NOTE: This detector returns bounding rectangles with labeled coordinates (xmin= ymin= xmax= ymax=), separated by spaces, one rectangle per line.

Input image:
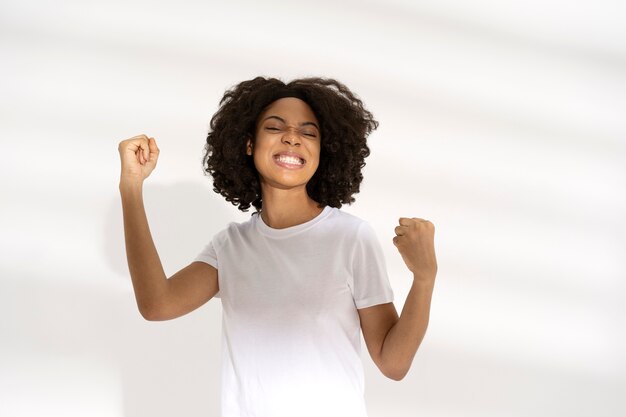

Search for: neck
xmin=259 ymin=185 xmax=324 ymax=229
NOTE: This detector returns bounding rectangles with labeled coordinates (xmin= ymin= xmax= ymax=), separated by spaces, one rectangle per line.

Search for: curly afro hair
xmin=202 ymin=76 xmax=378 ymax=212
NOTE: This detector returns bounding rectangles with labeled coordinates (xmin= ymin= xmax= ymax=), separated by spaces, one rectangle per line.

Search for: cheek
xmin=252 ymin=152 xmax=267 ymax=173
xmin=250 ymin=137 xmax=270 ymax=161
xmin=308 ymin=153 xmax=321 ymax=173
xmin=311 ymin=146 xmax=321 ymax=166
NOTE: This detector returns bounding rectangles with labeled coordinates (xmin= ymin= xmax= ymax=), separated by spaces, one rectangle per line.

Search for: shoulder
xmin=211 ymin=214 xmax=258 ymax=248
xmin=325 ymin=208 xmax=379 ymax=241
xmin=327 ymin=207 xmax=366 ymax=229
xmin=313 ymin=207 xmax=361 ymax=241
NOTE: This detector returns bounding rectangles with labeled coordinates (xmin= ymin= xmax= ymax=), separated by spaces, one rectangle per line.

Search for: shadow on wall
xmin=103 ymin=180 xmax=242 ymax=280
xmin=104 ymin=180 xmax=241 ymax=417
xmin=0 ymin=275 xmax=223 ymax=417
xmin=1 ymin=181 xmax=240 ymax=417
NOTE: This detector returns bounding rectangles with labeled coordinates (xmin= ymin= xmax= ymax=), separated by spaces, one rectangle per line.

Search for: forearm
xmin=119 ymin=181 xmax=168 ymax=317
xmin=380 ymin=277 xmax=434 ymax=380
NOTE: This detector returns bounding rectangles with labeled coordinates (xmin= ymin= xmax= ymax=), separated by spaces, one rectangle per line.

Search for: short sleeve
xmin=349 ymin=222 xmax=394 ymax=309
xmin=193 ymin=239 xmax=220 ymax=298
xmin=194 ymin=240 xmax=218 ymax=269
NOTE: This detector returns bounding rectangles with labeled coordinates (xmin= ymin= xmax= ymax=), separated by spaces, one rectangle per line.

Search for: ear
xmin=246 ymin=137 xmax=253 ymax=156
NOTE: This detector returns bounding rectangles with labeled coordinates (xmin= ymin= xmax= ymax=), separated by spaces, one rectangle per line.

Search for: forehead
xmin=258 ymin=97 xmax=318 ymax=124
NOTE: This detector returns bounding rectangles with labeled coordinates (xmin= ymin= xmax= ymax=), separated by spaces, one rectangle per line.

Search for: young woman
xmin=118 ymin=77 xmax=437 ymax=417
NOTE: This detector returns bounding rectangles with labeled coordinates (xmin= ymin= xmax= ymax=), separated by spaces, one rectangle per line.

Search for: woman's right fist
xmin=118 ymin=134 xmax=160 ymax=185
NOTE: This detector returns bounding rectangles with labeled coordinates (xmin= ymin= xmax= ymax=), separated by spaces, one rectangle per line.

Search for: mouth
xmin=273 ymin=152 xmax=306 ymax=168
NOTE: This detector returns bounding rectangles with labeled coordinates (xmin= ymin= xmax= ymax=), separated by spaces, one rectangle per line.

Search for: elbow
xmin=384 ymin=368 xmax=408 ymax=381
xmin=139 ymin=306 xmax=159 ymax=321
xmin=138 ymin=301 xmax=165 ymax=321
xmin=135 ymin=288 xmax=170 ymax=321
xmin=379 ymin=361 xmax=410 ymax=381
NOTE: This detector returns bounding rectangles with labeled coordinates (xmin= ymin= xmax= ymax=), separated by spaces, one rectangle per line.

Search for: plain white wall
xmin=1 ymin=0 xmax=625 ymax=416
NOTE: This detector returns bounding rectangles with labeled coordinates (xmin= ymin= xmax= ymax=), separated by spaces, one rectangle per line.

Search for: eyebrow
xmin=262 ymin=115 xmax=320 ymax=131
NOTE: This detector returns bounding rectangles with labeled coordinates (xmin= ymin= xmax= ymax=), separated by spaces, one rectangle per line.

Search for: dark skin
xmin=245 ymin=97 xmax=323 ymax=229
xmin=117 ymin=97 xmax=437 ymax=381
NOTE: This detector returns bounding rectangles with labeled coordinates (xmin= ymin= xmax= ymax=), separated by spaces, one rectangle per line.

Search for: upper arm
xmin=358 ymin=302 xmax=399 ymax=371
xmin=144 ymin=261 xmax=219 ymax=321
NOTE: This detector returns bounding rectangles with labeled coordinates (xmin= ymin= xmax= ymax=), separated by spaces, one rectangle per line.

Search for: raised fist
xmin=118 ymin=134 xmax=160 ymax=185
xmin=393 ymin=217 xmax=437 ymax=283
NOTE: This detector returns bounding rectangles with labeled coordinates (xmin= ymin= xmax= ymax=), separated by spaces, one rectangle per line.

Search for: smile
xmin=273 ymin=152 xmax=306 ymax=168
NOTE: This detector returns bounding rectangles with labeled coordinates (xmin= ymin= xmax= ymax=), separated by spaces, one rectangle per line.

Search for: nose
xmin=281 ymin=127 xmax=301 ymax=147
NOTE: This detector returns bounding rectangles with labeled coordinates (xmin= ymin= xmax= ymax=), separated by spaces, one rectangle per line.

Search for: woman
xmin=118 ymin=77 xmax=437 ymax=417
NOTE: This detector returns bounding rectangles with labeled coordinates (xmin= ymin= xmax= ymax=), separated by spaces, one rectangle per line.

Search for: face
xmin=247 ymin=97 xmax=321 ymax=192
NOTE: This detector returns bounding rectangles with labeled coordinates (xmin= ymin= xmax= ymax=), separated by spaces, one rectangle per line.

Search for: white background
xmin=1 ymin=0 xmax=625 ymax=416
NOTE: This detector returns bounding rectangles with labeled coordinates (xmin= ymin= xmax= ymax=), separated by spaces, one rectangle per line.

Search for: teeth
xmin=276 ymin=155 xmax=304 ymax=165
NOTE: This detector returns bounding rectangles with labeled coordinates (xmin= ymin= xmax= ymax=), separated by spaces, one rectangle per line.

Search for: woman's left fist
xmin=393 ymin=217 xmax=437 ymax=282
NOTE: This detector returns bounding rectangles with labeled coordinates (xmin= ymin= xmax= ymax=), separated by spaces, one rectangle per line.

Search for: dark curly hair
xmin=202 ymin=76 xmax=378 ymax=212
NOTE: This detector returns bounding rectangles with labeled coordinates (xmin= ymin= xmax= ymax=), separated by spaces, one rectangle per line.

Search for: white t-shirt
xmin=194 ymin=206 xmax=394 ymax=417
